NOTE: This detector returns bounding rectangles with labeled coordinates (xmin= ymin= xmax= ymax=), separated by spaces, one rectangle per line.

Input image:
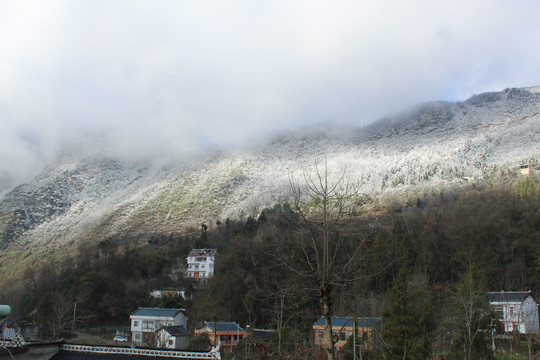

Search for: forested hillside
xmin=1 ymin=87 xmax=539 ymax=294
xmin=7 ymin=174 xmax=540 ymax=358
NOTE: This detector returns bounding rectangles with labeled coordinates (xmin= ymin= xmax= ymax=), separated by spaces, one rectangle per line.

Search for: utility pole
xmin=353 ymin=316 xmax=356 ymax=360
xmin=72 ymin=302 xmax=77 ymax=330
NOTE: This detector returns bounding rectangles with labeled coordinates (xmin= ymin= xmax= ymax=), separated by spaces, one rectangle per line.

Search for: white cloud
xmin=1 ymin=0 xmax=540 ymax=189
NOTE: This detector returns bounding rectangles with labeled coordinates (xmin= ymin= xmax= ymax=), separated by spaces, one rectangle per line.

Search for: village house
xmin=195 ymin=321 xmax=247 ymax=353
xmin=150 ymin=287 xmax=188 ymax=299
xmin=187 ymin=249 xmax=217 ymax=280
xmin=1 ymin=316 xmax=39 ymax=341
xmin=313 ymin=317 xmax=381 ymax=353
xmin=155 ymin=325 xmax=190 ymax=349
xmin=487 ymin=291 xmax=540 ymax=334
xmin=130 ymin=307 xmax=188 ymax=345
xmin=246 ymin=328 xmax=274 ymax=356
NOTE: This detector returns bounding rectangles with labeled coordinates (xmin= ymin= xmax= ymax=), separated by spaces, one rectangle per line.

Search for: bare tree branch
xmin=271 ymin=160 xmax=372 ymax=360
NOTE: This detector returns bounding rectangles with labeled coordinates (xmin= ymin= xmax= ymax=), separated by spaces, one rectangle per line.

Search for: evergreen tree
xmin=381 ymin=266 xmax=433 ymax=360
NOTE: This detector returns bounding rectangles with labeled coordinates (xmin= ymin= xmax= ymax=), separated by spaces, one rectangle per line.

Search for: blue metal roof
xmin=204 ymin=321 xmax=243 ymax=332
xmin=160 ymin=326 xmax=189 ymax=336
xmin=487 ymin=291 xmax=533 ymax=303
xmin=313 ymin=317 xmax=381 ymax=328
xmin=131 ymin=307 xmax=185 ymax=318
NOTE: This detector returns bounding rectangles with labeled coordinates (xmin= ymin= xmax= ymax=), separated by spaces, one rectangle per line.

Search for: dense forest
xmin=4 ymin=175 xmax=540 ymax=359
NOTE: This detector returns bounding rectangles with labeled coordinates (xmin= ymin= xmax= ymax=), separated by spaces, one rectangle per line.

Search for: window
xmin=494 ymin=305 xmax=503 ymax=320
xmin=143 ymin=321 xmax=155 ymax=330
xmin=339 ymin=332 xmax=346 ymax=341
xmin=318 ymin=331 xmax=324 ymax=339
xmin=133 ymin=321 xmax=139 ymax=327
xmin=169 ymin=339 xmax=174 ymax=345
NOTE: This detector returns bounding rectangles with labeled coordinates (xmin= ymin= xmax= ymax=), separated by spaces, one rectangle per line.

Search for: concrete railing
xmin=61 ymin=344 xmax=221 ymax=359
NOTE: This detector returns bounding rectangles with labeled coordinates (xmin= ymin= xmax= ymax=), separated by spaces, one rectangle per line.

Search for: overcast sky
xmin=1 ymin=0 xmax=540 ymax=189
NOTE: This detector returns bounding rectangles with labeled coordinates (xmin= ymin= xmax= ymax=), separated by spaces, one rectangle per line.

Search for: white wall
xmin=520 ymin=296 xmax=540 ymax=334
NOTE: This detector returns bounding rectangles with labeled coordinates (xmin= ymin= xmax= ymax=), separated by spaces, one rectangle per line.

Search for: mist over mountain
xmin=0 ymin=86 xmax=539 ymax=280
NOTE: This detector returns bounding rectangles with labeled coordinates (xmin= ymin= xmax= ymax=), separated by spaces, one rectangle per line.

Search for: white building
xmin=150 ymin=287 xmax=187 ymax=299
xmin=156 ymin=325 xmax=190 ymax=349
xmin=187 ymin=249 xmax=217 ymax=279
xmin=487 ymin=291 xmax=540 ymax=334
xmin=130 ymin=307 xmax=188 ymax=345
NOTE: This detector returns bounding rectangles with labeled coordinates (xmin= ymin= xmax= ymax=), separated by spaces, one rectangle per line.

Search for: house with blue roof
xmin=487 ymin=291 xmax=539 ymax=334
xmin=313 ymin=317 xmax=381 ymax=353
xmin=130 ymin=307 xmax=188 ymax=345
xmin=156 ymin=325 xmax=190 ymax=349
xmin=195 ymin=321 xmax=247 ymax=353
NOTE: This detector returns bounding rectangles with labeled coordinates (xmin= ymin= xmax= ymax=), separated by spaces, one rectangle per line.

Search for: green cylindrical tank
xmin=0 ymin=305 xmax=11 ymax=316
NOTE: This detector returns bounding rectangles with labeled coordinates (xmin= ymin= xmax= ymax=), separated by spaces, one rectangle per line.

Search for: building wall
xmin=194 ymin=327 xmax=247 ymax=353
xmin=520 ymin=296 xmax=540 ymax=333
xmin=130 ymin=313 xmax=188 ymax=343
xmin=491 ymin=296 xmax=540 ymax=334
xmin=156 ymin=330 xmax=189 ymax=350
xmin=150 ymin=289 xmax=187 ymax=299
xmin=187 ymin=256 xmax=215 ymax=278
xmin=313 ymin=325 xmax=376 ymax=351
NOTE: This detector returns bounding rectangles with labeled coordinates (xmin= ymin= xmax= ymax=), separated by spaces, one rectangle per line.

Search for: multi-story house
xmin=313 ymin=317 xmax=381 ymax=353
xmin=130 ymin=307 xmax=188 ymax=345
xmin=187 ymin=249 xmax=217 ymax=279
xmin=487 ymin=291 xmax=539 ymax=334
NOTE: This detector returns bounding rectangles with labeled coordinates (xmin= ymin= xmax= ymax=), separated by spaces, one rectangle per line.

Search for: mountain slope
xmin=0 ymin=86 xmax=539 ymax=279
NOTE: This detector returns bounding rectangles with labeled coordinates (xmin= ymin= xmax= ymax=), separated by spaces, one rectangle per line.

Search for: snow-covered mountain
xmin=0 ymin=86 xmax=539 ymax=276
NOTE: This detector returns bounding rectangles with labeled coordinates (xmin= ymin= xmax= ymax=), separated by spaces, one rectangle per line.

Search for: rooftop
xmin=487 ymin=291 xmax=534 ymax=303
xmin=313 ymin=317 xmax=381 ymax=329
xmin=188 ymin=249 xmax=218 ymax=257
xmin=130 ymin=308 xmax=186 ymax=318
xmin=250 ymin=329 xmax=274 ymax=343
xmin=201 ymin=321 xmax=244 ymax=332
xmin=151 ymin=287 xmax=186 ymax=292
xmin=159 ymin=326 xmax=189 ymax=336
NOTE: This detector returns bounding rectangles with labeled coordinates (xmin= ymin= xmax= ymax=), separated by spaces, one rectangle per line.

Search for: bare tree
xmin=450 ymin=266 xmax=494 ymax=360
xmin=39 ymin=290 xmax=91 ymax=340
xmin=264 ymin=270 xmax=309 ymax=359
xmin=273 ymin=161 xmax=369 ymax=360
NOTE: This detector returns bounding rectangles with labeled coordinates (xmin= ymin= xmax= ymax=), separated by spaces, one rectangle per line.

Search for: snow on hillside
xmin=0 ymin=87 xmax=539 ymax=263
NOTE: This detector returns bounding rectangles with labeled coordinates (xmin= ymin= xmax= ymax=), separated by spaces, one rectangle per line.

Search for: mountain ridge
xmin=0 ymin=86 xmax=539 ymax=280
